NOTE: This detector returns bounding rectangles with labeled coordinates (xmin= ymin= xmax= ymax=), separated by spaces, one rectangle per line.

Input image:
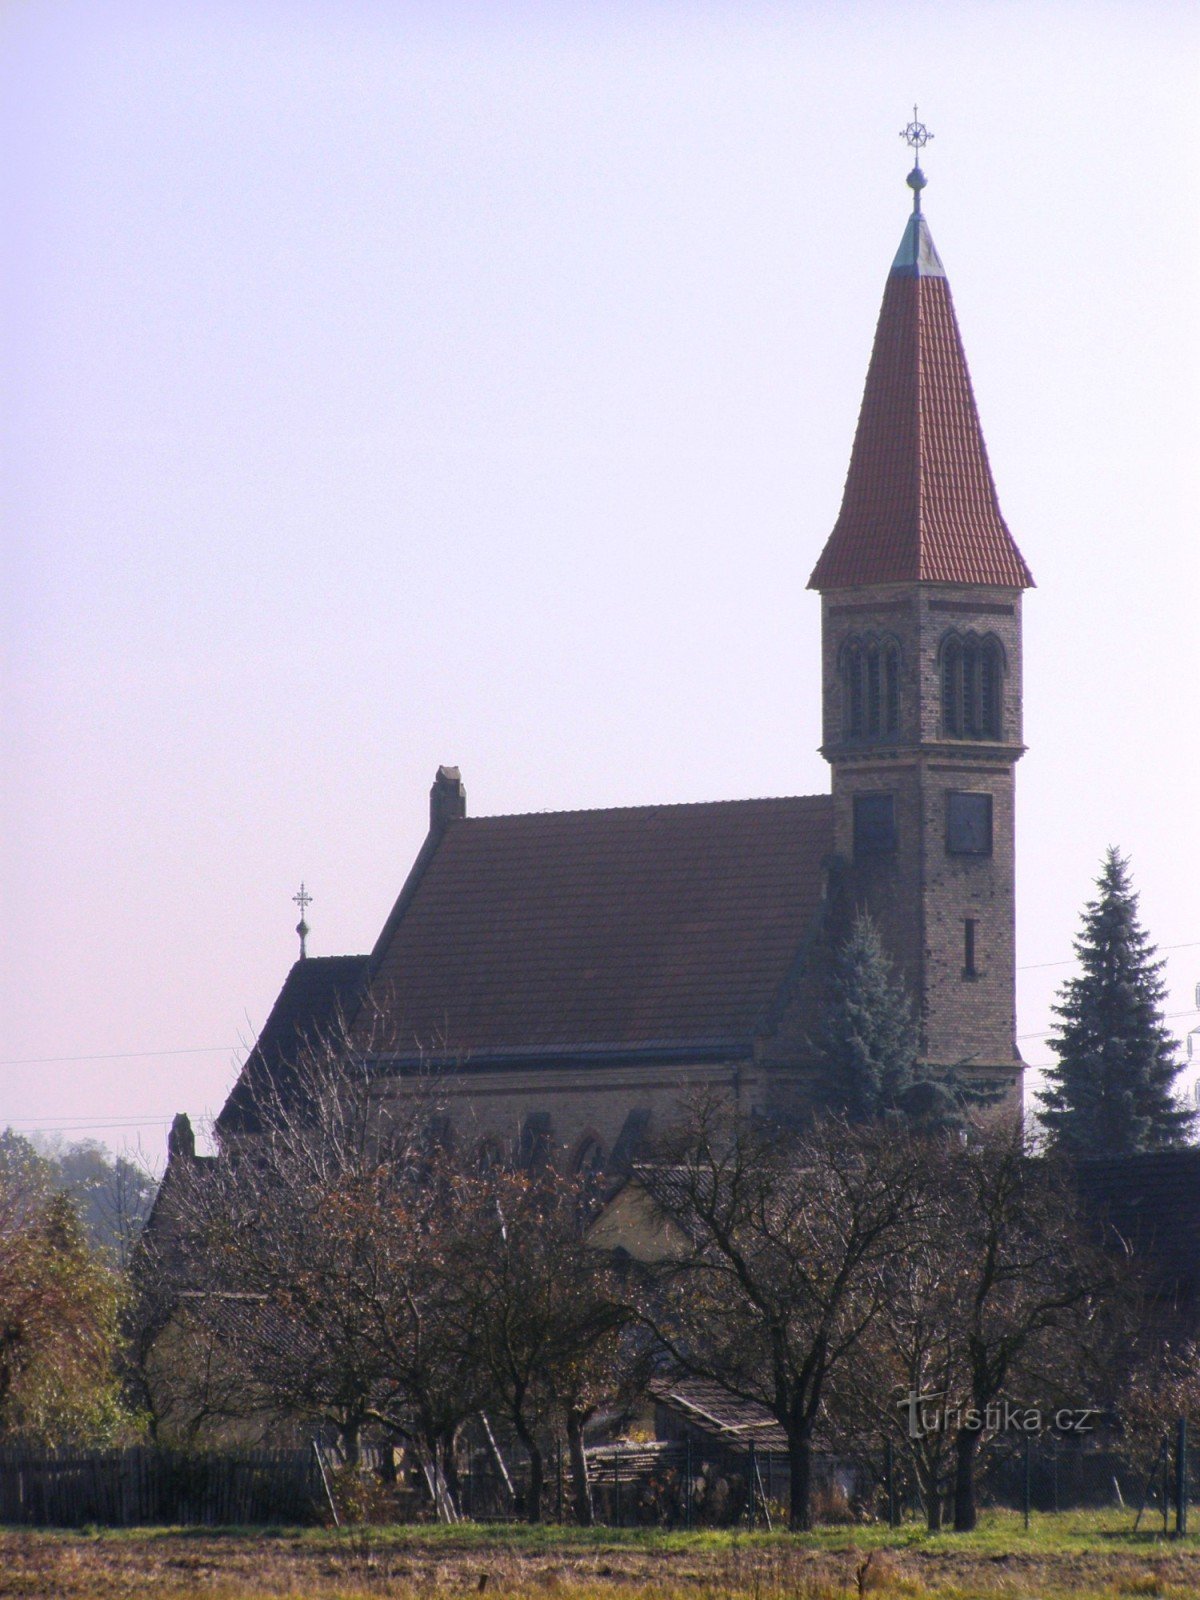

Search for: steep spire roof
xmin=808 ymin=209 xmax=1033 ymax=591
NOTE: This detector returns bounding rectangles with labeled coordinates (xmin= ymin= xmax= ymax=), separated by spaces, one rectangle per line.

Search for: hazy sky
xmin=3 ymin=0 xmax=1199 ymax=1163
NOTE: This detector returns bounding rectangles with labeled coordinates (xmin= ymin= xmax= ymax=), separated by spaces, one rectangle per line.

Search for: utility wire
xmin=1017 ymin=940 xmax=1200 ymax=972
xmin=0 ymin=1045 xmax=234 ymax=1067
xmin=4 ymin=946 xmax=1197 ymax=1072
xmin=1017 ymin=1005 xmax=1200 ymax=1043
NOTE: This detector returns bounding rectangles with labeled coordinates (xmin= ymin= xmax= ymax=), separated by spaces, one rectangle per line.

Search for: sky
xmin=3 ymin=0 xmax=1199 ymax=1165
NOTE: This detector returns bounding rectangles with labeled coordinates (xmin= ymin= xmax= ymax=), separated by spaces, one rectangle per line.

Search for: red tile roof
xmin=356 ymin=796 xmax=834 ymax=1061
xmin=809 ymin=216 xmax=1033 ymax=592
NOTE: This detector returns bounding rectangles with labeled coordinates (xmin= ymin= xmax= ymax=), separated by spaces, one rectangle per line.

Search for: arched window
xmin=941 ymin=632 xmax=1004 ymax=740
xmin=841 ymin=635 xmax=902 ymax=741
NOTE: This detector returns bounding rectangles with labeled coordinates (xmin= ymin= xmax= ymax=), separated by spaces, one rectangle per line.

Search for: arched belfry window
xmin=841 ymin=635 xmax=902 ymax=741
xmin=940 ymin=632 xmax=1004 ymax=740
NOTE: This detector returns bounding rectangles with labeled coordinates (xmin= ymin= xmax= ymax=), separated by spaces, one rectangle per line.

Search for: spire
xmin=808 ymin=145 xmax=1033 ymax=592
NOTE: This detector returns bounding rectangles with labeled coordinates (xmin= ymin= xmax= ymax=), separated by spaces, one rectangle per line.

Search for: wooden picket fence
xmin=0 ymin=1445 xmax=324 ymax=1527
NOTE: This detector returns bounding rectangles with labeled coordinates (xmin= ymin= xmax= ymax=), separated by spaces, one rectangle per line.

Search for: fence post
xmin=885 ymin=1437 xmax=896 ymax=1529
xmin=1176 ymin=1416 xmax=1188 ymax=1538
xmin=1134 ymin=1437 xmax=1167 ymax=1532
xmin=685 ymin=1437 xmax=692 ymax=1531
xmin=747 ymin=1444 xmax=756 ymax=1531
xmin=557 ymin=1439 xmax=563 ymax=1524
xmin=1023 ymin=1435 xmax=1031 ymax=1530
xmin=1163 ymin=1443 xmax=1170 ymax=1534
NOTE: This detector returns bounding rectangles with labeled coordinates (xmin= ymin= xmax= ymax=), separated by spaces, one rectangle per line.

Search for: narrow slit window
xmin=962 ymin=642 xmax=979 ymax=737
xmin=981 ymin=643 xmax=1002 ymax=739
xmin=884 ymin=647 xmax=900 ymax=735
xmin=847 ymin=646 xmax=864 ymax=738
xmin=866 ymin=648 xmax=881 ymax=734
xmin=963 ymin=918 xmax=977 ymax=978
xmin=942 ymin=640 xmax=961 ymax=737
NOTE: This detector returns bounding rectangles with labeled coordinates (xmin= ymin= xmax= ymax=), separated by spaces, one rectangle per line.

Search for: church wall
xmin=371 ymin=1057 xmax=762 ymax=1170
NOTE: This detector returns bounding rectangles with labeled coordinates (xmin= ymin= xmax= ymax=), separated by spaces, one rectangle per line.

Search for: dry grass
xmin=2 ymin=1517 xmax=1200 ymax=1600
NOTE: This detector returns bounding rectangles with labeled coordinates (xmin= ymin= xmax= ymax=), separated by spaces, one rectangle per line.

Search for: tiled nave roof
xmin=357 ymin=795 xmax=834 ymax=1063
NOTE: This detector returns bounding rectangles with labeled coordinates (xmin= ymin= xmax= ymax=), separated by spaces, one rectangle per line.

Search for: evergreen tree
xmin=815 ymin=912 xmax=919 ymax=1121
xmin=1039 ymin=848 xmax=1192 ymax=1156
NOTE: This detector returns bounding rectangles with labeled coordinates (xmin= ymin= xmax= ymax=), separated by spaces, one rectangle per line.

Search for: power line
xmin=0 ymin=1045 xmax=235 ymax=1068
xmin=3 ymin=1115 xmax=176 ymax=1130
xmin=5 ymin=939 xmax=1197 ymax=1072
xmin=1018 ymin=940 xmax=1200 ymax=973
xmin=1017 ymin=1006 xmax=1200 ymax=1044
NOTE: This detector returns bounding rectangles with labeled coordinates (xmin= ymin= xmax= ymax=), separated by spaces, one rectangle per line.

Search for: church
xmin=191 ymin=149 xmax=1034 ymax=1176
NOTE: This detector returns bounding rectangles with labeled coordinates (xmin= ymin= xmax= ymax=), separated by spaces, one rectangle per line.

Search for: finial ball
xmin=907 ymin=164 xmax=928 ymax=192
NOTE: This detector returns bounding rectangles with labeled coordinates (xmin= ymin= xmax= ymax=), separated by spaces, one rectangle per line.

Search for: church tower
xmin=809 ymin=145 xmax=1033 ymax=1096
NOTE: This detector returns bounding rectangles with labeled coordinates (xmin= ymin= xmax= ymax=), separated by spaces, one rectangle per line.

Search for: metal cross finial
xmin=292 ymin=882 xmax=312 ymax=960
xmin=900 ymin=105 xmax=933 ymax=214
xmin=901 ymin=105 xmax=933 ymax=155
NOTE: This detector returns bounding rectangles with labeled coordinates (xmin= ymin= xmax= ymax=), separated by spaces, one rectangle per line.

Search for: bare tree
xmin=635 ymin=1095 xmax=925 ymax=1531
xmin=455 ymin=1162 xmax=637 ymax=1524
xmin=825 ymin=1116 xmax=1115 ymax=1530
xmin=140 ymin=1004 xmax=653 ymax=1520
xmin=831 ymin=1116 xmax=1113 ymax=1531
xmin=825 ymin=1195 xmax=961 ymax=1530
xmin=147 ymin=1016 xmax=474 ymax=1467
xmin=940 ymin=1119 xmax=1112 ymax=1530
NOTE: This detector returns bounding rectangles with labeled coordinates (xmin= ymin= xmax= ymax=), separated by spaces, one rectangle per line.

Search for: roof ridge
xmin=465 ymin=793 xmax=832 ymax=823
xmin=285 ymin=952 xmax=369 ymax=968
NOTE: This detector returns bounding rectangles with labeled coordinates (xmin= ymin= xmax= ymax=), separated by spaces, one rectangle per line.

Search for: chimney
xmin=168 ymin=1112 xmax=196 ymax=1163
xmin=430 ymin=765 xmax=466 ymax=833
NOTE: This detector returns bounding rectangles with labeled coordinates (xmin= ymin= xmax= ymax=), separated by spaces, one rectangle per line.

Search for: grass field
xmin=3 ymin=1513 xmax=1200 ymax=1600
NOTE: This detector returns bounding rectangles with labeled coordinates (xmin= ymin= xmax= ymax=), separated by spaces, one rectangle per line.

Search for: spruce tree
xmin=1039 ymin=848 xmax=1191 ymax=1156
xmin=815 ymin=912 xmax=919 ymax=1121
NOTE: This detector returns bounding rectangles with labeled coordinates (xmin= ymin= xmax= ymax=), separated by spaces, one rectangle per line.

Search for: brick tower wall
xmin=821 ymin=583 xmax=1024 ymax=1090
